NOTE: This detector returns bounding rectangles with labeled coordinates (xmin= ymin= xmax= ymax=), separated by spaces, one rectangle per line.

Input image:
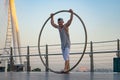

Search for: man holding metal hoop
xmin=50 ymin=9 xmax=73 ymax=73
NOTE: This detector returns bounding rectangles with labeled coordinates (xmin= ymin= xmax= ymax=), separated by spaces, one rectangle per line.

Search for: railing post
xmin=45 ymin=44 xmax=49 ymax=72
xmin=117 ymin=39 xmax=120 ymax=58
xmin=10 ymin=47 xmax=14 ymax=71
xmin=90 ymin=41 xmax=94 ymax=72
xmin=27 ymin=46 xmax=30 ymax=72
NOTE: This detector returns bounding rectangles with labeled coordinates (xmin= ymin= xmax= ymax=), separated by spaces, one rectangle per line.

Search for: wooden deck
xmin=0 ymin=72 xmax=120 ymax=80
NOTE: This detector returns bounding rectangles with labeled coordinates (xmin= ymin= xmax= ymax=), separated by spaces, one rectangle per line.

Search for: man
xmin=50 ymin=9 xmax=73 ymax=73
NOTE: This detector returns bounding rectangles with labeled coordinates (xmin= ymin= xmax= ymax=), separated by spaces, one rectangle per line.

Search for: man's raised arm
xmin=50 ymin=13 xmax=58 ymax=28
xmin=65 ymin=9 xmax=73 ymax=27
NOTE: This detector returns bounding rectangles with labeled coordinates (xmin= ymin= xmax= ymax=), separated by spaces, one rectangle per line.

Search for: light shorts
xmin=62 ymin=48 xmax=70 ymax=61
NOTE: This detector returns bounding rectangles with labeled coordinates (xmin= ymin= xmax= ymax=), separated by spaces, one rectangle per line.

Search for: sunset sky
xmin=0 ymin=0 xmax=120 ymax=47
xmin=0 ymin=0 xmax=119 ymax=71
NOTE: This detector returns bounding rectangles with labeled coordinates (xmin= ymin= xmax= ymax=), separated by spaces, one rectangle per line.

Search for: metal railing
xmin=0 ymin=39 xmax=120 ymax=72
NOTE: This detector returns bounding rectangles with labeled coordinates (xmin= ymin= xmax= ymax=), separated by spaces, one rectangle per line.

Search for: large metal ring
xmin=38 ymin=10 xmax=87 ymax=74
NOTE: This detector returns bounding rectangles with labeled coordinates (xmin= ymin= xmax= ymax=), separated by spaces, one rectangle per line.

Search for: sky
xmin=0 ymin=0 xmax=120 ymax=71
xmin=0 ymin=0 xmax=120 ymax=47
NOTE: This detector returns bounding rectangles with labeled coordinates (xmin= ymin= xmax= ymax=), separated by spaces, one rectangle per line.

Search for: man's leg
xmin=62 ymin=48 xmax=70 ymax=72
xmin=64 ymin=60 xmax=70 ymax=71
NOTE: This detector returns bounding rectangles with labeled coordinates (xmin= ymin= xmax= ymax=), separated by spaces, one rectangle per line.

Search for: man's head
xmin=58 ymin=18 xmax=64 ymax=26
